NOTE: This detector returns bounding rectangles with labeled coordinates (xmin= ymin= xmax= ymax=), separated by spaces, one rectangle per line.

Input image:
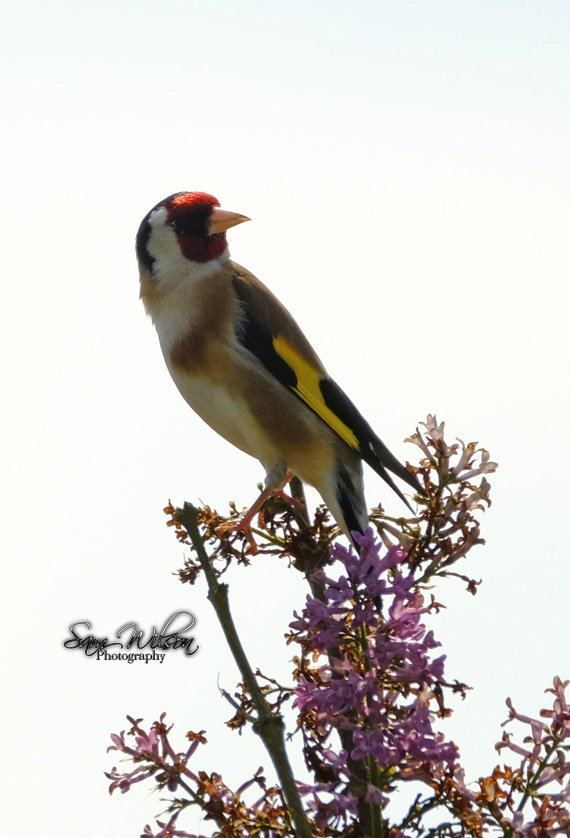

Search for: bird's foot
xmin=257 ymin=489 xmax=306 ymax=525
xmin=216 ymin=514 xmax=260 ymax=554
xmin=215 ymin=473 xmax=304 ymax=553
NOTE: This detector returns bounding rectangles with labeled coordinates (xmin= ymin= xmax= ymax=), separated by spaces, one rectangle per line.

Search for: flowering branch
xmin=106 ymin=715 xmax=292 ymax=836
xmin=104 ymin=416 xmax=569 ymax=836
xmin=483 ymin=676 xmax=570 ymax=834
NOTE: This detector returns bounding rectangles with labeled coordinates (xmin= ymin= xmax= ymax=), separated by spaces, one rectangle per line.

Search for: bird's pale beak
xmin=208 ymin=207 xmax=250 ymax=235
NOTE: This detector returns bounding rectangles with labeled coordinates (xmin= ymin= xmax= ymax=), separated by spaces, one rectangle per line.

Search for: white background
xmin=2 ymin=1 xmax=569 ymax=835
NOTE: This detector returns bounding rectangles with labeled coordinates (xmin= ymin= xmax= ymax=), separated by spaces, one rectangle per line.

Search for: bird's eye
xmin=170 ymin=214 xmax=207 ymax=237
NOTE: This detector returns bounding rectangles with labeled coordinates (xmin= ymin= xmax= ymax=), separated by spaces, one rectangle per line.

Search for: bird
xmin=136 ymin=191 xmax=422 ymax=550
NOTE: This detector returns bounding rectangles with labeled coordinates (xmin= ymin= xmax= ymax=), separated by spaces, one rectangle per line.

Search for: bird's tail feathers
xmin=374 ymin=463 xmax=415 ymax=513
xmin=319 ymin=462 xmax=368 ymax=554
xmin=364 ymin=436 xmax=424 ymax=503
xmin=320 ymin=442 xmax=421 ymax=555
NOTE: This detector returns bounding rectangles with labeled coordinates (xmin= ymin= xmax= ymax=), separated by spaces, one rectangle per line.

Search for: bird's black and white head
xmin=136 ymin=191 xmax=249 ymax=283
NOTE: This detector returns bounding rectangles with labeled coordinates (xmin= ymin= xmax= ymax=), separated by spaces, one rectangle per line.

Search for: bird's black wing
xmin=231 ymin=264 xmax=422 ymax=507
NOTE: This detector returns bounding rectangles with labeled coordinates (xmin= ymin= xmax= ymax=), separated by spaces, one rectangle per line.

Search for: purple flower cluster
xmin=141 ymin=817 xmax=194 ymax=838
xmin=490 ymin=676 xmax=570 ymax=833
xmin=291 ymin=529 xmax=458 ymax=813
xmin=106 ymin=714 xmax=203 ymax=798
xmin=106 ymin=715 xmax=293 ymax=837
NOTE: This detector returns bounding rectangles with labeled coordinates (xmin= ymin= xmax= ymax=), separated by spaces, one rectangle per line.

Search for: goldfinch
xmin=136 ymin=191 xmax=422 ymax=547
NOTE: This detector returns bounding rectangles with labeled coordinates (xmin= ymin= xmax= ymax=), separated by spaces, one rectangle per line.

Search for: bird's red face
xmin=167 ymin=192 xmax=225 ymax=263
xmin=136 ymin=191 xmax=249 ymax=273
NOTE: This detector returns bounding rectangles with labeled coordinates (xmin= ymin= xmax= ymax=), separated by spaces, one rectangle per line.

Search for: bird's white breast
xmin=166 ymin=365 xmax=277 ymax=468
xmin=142 ymin=255 xmax=285 ymax=473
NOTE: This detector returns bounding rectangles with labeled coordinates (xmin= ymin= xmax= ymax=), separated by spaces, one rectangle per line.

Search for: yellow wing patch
xmin=272 ymin=335 xmax=359 ymax=451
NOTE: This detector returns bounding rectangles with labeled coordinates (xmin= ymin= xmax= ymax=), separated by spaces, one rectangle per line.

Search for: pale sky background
xmin=2 ymin=1 xmax=569 ymax=835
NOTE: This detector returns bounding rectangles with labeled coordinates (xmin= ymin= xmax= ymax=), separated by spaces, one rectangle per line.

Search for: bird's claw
xmin=215 ymin=517 xmax=259 ymax=554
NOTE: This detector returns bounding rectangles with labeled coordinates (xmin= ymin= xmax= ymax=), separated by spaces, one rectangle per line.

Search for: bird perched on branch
xmin=136 ymin=191 xmax=422 ymax=550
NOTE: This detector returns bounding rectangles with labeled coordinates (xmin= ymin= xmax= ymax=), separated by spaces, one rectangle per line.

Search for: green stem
xmin=249 ymin=526 xmax=286 ymax=548
xmin=517 ymin=739 xmax=559 ymax=811
xmin=367 ymin=755 xmax=385 ymax=837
